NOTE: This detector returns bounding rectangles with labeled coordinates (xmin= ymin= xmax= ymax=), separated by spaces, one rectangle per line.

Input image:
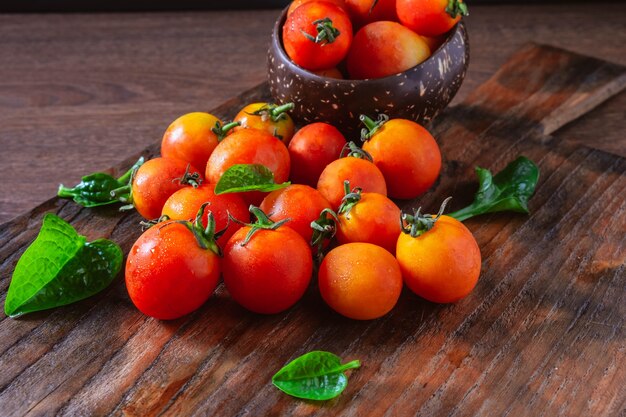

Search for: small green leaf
xmin=272 ymin=351 xmax=361 ymax=401
xmin=4 ymin=214 xmax=123 ymax=317
xmin=449 ymin=156 xmax=540 ymax=222
xmin=214 ymin=164 xmax=290 ymax=195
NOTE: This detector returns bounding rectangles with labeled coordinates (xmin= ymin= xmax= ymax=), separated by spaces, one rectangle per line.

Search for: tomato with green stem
xmin=260 ymin=184 xmax=332 ymax=243
xmin=361 ymin=114 xmax=441 ymax=199
xmin=161 ymin=183 xmax=249 ymax=248
xmin=397 ymin=0 xmax=468 ymax=37
xmin=283 ymin=1 xmax=353 ymax=71
xmin=335 ymin=181 xmax=401 ymax=253
xmin=317 ymin=142 xmax=387 ymax=210
xmin=223 ymin=206 xmax=313 ymax=314
xmin=346 ymin=21 xmax=431 ymax=79
xmin=125 ymin=203 xmax=221 ymax=320
xmin=234 ymin=102 xmax=296 ymax=144
xmin=319 ymin=242 xmax=402 ymax=320
xmin=206 ymin=129 xmax=291 ymax=205
xmin=396 ymin=198 xmax=481 ymax=303
xmin=161 ymin=112 xmax=239 ymax=173
xmin=288 ymin=122 xmax=346 ymax=187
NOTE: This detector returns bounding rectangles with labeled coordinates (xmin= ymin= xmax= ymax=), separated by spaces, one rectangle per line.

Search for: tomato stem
xmin=445 ymin=0 xmax=468 ymax=18
xmin=301 ymin=17 xmax=341 ymax=45
xmin=310 ymin=208 xmax=339 ymax=264
xmin=238 ymin=206 xmax=291 ymax=246
xmin=139 ymin=214 xmax=170 ymax=230
xmin=338 ymin=180 xmax=362 ymax=218
xmin=249 ymin=102 xmax=294 ymax=123
xmin=174 ymin=164 xmax=202 ymax=188
xmin=359 ymin=114 xmax=389 ymax=141
xmin=401 ymin=197 xmax=452 ymax=237
xmin=182 ymin=202 xmax=221 ymax=255
xmin=212 ymin=121 xmax=241 ymax=141
xmin=340 ymin=141 xmax=374 ymax=161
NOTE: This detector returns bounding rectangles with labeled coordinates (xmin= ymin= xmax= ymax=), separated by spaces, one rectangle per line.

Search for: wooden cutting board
xmin=0 ymin=43 xmax=624 ymax=416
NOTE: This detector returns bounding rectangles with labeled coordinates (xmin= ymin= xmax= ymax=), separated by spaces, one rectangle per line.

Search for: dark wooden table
xmin=0 ymin=4 xmax=625 ymax=417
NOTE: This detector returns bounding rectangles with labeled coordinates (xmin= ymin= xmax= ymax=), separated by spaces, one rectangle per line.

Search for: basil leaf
xmin=449 ymin=156 xmax=540 ymax=222
xmin=214 ymin=164 xmax=290 ymax=195
xmin=272 ymin=351 xmax=361 ymax=401
xmin=4 ymin=214 xmax=123 ymax=317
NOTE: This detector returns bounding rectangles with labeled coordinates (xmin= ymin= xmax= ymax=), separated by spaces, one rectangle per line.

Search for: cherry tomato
xmin=318 ymin=242 xmax=402 ymax=320
xmin=396 ymin=200 xmax=481 ymax=303
xmin=206 ymin=129 xmax=291 ymax=205
xmin=260 ymin=184 xmax=332 ymax=243
xmin=161 ymin=112 xmax=238 ymax=174
xmin=312 ymin=67 xmax=344 ymax=79
xmin=131 ymin=157 xmax=203 ymax=220
xmin=361 ymin=115 xmax=441 ymax=199
xmin=347 ymin=21 xmax=431 ymax=79
xmin=343 ymin=0 xmax=397 ymax=28
xmin=234 ymin=102 xmax=295 ymax=145
xmin=161 ymin=183 xmax=249 ymax=248
xmin=125 ymin=206 xmax=221 ymax=320
xmin=397 ymin=0 xmax=468 ymax=37
xmin=223 ymin=207 xmax=313 ymax=314
xmin=336 ymin=185 xmax=401 ymax=253
xmin=288 ymin=122 xmax=346 ymax=187
xmin=317 ymin=145 xmax=387 ymax=210
xmin=288 ymin=0 xmax=347 ymax=16
xmin=283 ymin=1 xmax=353 ymax=71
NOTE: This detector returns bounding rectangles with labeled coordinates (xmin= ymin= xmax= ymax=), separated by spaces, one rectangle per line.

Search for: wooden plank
xmin=0 ymin=44 xmax=624 ymax=416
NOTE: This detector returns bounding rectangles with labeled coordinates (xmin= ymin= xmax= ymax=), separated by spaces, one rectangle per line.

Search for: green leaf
xmin=272 ymin=351 xmax=361 ymax=401
xmin=449 ymin=156 xmax=540 ymax=222
xmin=214 ymin=164 xmax=290 ymax=195
xmin=4 ymin=214 xmax=123 ymax=317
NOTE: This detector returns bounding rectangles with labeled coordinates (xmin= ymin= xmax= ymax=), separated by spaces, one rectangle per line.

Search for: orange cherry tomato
xmin=161 ymin=183 xmax=249 ymax=248
xmin=206 ymin=129 xmax=291 ymax=205
xmin=223 ymin=207 xmax=313 ymax=314
xmin=318 ymin=242 xmax=402 ymax=320
xmin=234 ymin=102 xmax=295 ymax=145
xmin=288 ymin=122 xmax=346 ymax=187
xmin=283 ymin=1 xmax=353 ymax=71
xmin=260 ymin=184 xmax=332 ymax=243
xmin=346 ymin=21 xmax=431 ymax=79
xmin=288 ymin=0 xmax=347 ymax=16
xmin=312 ymin=67 xmax=344 ymax=79
xmin=361 ymin=115 xmax=441 ymax=199
xmin=343 ymin=0 xmax=397 ymax=28
xmin=125 ymin=207 xmax=221 ymax=320
xmin=131 ymin=157 xmax=203 ymax=220
xmin=397 ymin=0 xmax=468 ymax=37
xmin=396 ymin=201 xmax=481 ymax=303
xmin=336 ymin=186 xmax=401 ymax=253
xmin=161 ymin=112 xmax=238 ymax=174
xmin=317 ymin=145 xmax=387 ymax=210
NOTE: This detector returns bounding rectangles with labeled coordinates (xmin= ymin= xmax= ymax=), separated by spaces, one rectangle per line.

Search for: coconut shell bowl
xmin=267 ymin=7 xmax=469 ymax=137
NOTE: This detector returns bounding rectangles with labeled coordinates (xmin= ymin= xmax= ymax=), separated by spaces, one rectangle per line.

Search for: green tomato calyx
xmin=310 ymin=208 xmax=339 ymax=264
xmin=249 ymin=102 xmax=294 ymax=123
xmin=445 ymin=0 xmax=469 ymax=19
xmin=401 ymin=197 xmax=452 ymax=238
xmin=231 ymin=205 xmax=291 ymax=246
xmin=338 ymin=180 xmax=362 ymax=219
xmin=360 ymin=113 xmax=389 ymax=141
xmin=178 ymin=202 xmax=222 ymax=255
xmin=301 ymin=17 xmax=341 ymax=45
xmin=340 ymin=141 xmax=374 ymax=161
xmin=212 ymin=120 xmax=241 ymax=141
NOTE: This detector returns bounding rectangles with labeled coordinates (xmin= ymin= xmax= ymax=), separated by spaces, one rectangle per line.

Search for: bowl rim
xmin=271 ymin=5 xmax=466 ymax=85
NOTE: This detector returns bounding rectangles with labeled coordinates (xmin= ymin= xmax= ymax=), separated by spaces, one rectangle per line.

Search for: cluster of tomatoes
xmin=282 ymin=0 xmax=468 ymax=79
xmin=123 ymin=99 xmax=481 ymax=321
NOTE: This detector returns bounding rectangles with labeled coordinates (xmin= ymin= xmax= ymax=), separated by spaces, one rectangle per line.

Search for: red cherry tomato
xmin=336 ymin=186 xmax=401 ymax=253
xmin=361 ymin=115 xmax=441 ymax=199
xmin=131 ymin=157 xmax=203 ymax=220
xmin=397 ymin=0 xmax=468 ymax=37
xmin=347 ymin=21 xmax=431 ymax=79
xmin=125 ymin=207 xmax=221 ymax=320
xmin=161 ymin=183 xmax=249 ymax=248
xmin=283 ymin=1 xmax=353 ymax=71
xmin=318 ymin=242 xmax=402 ymax=320
xmin=161 ymin=112 xmax=238 ymax=174
xmin=343 ymin=0 xmax=397 ymax=28
xmin=288 ymin=122 xmax=346 ymax=187
xmin=223 ymin=207 xmax=313 ymax=314
xmin=206 ymin=129 xmax=291 ymax=205
xmin=288 ymin=0 xmax=347 ymax=16
xmin=317 ymin=145 xmax=387 ymax=210
xmin=260 ymin=184 xmax=332 ymax=243
xmin=396 ymin=201 xmax=481 ymax=303
xmin=233 ymin=102 xmax=295 ymax=145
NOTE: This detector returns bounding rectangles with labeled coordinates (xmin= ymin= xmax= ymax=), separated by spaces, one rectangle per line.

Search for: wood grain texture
xmin=0 ymin=44 xmax=625 ymax=416
xmin=1 ymin=3 xmax=626 ymax=224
